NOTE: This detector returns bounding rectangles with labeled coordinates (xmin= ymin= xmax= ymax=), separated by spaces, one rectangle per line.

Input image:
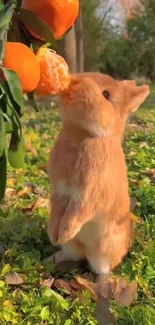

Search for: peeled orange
xmin=35 ymin=47 xmax=71 ymax=96
xmin=3 ymin=42 xmax=40 ymax=93
xmin=22 ymin=0 xmax=79 ymax=40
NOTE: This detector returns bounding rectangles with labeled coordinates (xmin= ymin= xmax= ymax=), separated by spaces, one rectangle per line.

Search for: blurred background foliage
xmin=80 ymin=0 xmax=155 ymax=81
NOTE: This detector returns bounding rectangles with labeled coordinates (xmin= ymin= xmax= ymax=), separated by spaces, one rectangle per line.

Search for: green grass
xmin=0 ymin=91 xmax=155 ymax=324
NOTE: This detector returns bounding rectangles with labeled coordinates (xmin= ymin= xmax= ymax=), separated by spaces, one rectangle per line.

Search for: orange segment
xmin=35 ymin=47 xmax=71 ymax=96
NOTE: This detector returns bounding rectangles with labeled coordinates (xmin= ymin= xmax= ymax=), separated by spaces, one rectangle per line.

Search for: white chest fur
xmin=56 ymin=180 xmax=82 ymax=201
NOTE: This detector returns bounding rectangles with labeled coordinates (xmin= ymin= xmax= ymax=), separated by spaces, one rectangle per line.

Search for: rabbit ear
xmin=123 ymin=80 xmax=137 ymax=87
xmin=121 ymin=80 xmax=150 ymax=112
xmin=128 ymin=85 xmax=150 ymax=112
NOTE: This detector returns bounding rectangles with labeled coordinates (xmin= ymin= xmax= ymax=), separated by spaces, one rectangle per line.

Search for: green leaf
xmin=0 ymin=24 xmax=8 ymax=40
xmin=7 ymin=12 xmax=21 ymax=43
xmin=0 ymin=109 xmax=6 ymax=156
xmin=40 ymin=306 xmax=50 ymax=321
xmin=0 ymin=2 xmax=15 ymax=28
xmin=16 ymin=0 xmax=22 ymax=8
xmin=0 ymin=91 xmax=7 ymax=116
xmin=42 ymin=288 xmax=69 ymax=311
xmin=6 ymin=121 xmax=13 ymax=134
xmin=18 ymin=8 xmax=56 ymax=44
xmin=64 ymin=321 xmax=72 ymax=325
xmin=0 ymin=40 xmax=5 ymax=60
xmin=1 ymin=264 xmax=12 ymax=276
xmin=1 ymin=68 xmax=23 ymax=107
xmin=2 ymin=112 xmax=12 ymax=124
xmin=0 ymin=151 xmax=7 ymax=201
xmin=0 ymin=280 xmax=5 ymax=288
xmin=0 ymin=79 xmax=23 ymax=118
xmin=11 ymin=108 xmax=22 ymax=137
xmin=0 ymin=81 xmax=22 ymax=137
xmin=8 ymin=133 xmax=25 ymax=169
xmin=0 ymin=3 xmax=4 ymax=11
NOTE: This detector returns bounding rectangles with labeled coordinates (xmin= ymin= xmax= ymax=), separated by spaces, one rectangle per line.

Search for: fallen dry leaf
xmin=5 ymin=272 xmax=24 ymax=285
xmin=70 ymin=278 xmax=83 ymax=290
xmin=5 ymin=188 xmax=16 ymax=199
xmin=30 ymin=148 xmax=38 ymax=157
xmin=41 ymin=271 xmax=52 ymax=279
xmin=41 ymin=277 xmax=54 ymax=289
xmin=142 ymin=169 xmax=155 ymax=184
xmin=21 ymin=201 xmax=35 ymax=213
xmin=42 ymin=133 xmax=51 ymax=140
xmin=0 ymin=202 xmax=9 ymax=214
xmin=12 ymin=288 xmax=22 ymax=299
xmin=142 ymin=168 xmax=155 ymax=177
xmin=114 ymin=278 xmax=127 ymax=296
xmin=127 ymin=124 xmax=144 ymax=132
xmin=129 ymin=150 xmax=137 ymax=156
xmin=114 ymin=280 xmax=137 ymax=307
xmin=97 ymin=275 xmax=117 ymax=299
xmin=34 ymin=170 xmax=47 ymax=178
xmin=96 ymin=275 xmax=137 ymax=308
xmin=25 ymin=142 xmax=38 ymax=156
xmin=130 ymin=213 xmax=144 ymax=225
xmin=15 ymin=169 xmax=23 ymax=175
xmin=17 ymin=186 xmax=32 ymax=197
xmin=7 ymin=177 xmax=17 ymax=187
xmin=32 ymin=197 xmax=50 ymax=212
xmin=54 ymin=279 xmax=73 ymax=295
xmin=139 ymin=141 xmax=149 ymax=148
xmin=70 ymin=276 xmax=98 ymax=301
xmin=22 ymin=197 xmax=50 ymax=213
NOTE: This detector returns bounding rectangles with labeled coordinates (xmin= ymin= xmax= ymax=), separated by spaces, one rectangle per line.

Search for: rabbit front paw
xmin=56 ymin=218 xmax=81 ymax=245
xmin=47 ymin=218 xmax=60 ymax=245
xmin=48 ymin=228 xmax=59 ymax=245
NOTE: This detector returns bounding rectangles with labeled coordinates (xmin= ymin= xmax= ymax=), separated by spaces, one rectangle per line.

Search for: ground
xmin=0 ymin=89 xmax=155 ymax=325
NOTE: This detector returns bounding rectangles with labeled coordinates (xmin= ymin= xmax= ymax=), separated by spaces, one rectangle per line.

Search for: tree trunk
xmin=75 ymin=0 xmax=84 ymax=72
xmin=57 ymin=26 xmax=77 ymax=73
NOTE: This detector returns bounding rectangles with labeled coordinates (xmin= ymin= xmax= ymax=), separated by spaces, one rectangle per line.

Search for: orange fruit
xmin=35 ymin=47 xmax=71 ymax=96
xmin=22 ymin=0 xmax=79 ymax=40
xmin=3 ymin=42 xmax=40 ymax=93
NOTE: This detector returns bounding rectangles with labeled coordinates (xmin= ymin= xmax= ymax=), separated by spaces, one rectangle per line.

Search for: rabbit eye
xmin=102 ymin=90 xmax=110 ymax=100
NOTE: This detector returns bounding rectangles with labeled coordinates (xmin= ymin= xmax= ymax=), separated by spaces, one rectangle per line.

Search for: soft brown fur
xmin=48 ymin=73 xmax=149 ymax=276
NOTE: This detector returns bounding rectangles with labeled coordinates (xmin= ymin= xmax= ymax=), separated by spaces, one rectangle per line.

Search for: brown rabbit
xmin=48 ymin=73 xmax=149 ymax=279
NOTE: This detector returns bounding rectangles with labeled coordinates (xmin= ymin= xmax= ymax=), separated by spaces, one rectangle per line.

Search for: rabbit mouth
xmin=60 ymin=77 xmax=80 ymax=94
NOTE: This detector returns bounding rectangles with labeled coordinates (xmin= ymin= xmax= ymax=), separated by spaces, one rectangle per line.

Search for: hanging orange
xmin=35 ymin=47 xmax=71 ymax=96
xmin=3 ymin=42 xmax=40 ymax=93
xmin=22 ymin=0 xmax=79 ymax=40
